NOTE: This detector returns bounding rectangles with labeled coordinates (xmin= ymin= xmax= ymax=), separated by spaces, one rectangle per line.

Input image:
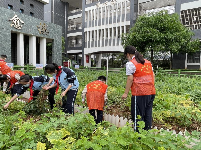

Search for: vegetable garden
xmin=0 ymin=69 xmax=201 ymax=149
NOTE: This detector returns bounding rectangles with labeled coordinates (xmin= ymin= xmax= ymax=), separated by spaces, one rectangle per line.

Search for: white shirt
xmin=126 ymin=56 xmax=136 ymax=75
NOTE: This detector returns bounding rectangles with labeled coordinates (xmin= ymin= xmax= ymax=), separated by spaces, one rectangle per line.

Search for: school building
xmin=0 ymin=0 xmax=201 ymax=69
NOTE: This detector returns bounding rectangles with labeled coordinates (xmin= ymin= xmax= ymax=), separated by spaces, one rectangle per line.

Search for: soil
xmin=105 ymin=105 xmax=201 ymax=133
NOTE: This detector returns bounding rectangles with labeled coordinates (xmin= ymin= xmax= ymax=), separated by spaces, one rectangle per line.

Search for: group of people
xmin=0 ymin=45 xmax=156 ymax=132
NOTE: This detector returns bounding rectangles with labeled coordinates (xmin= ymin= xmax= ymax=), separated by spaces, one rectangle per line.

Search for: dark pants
xmin=62 ymin=89 xmax=78 ymax=114
xmin=89 ymin=109 xmax=103 ymax=124
xmin=34 ymin=87 xmax=56 ymax=109
xmin=131 ymin=95 xmax=155 ymax=132
xmin=48 ymin=87 xmax=56 ymax=109
xmin=21 ymin=88 xmax=56 ymax=109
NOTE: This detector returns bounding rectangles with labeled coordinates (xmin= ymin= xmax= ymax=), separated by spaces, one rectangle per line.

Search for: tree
xmin=46 ymin=36 xmax=66 ymax=63
xmin=122 ymin=11 xmax=200 ymax=69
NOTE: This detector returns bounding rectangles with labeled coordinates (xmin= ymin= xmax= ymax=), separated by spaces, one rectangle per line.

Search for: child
xmin=82 ymin=76 xmax=108 ymax=124
xmin=3 ymin=75 xmax=56 ymax=109
xmin=0 ymin=55 xmax=11 ymax=75
xmin=43 ymin=63 xmax=79 ymax=114
xmin=0 ymin=55 xmax=7 ymax=62
xmin=0 ymin=70 xmax=25 ymax=93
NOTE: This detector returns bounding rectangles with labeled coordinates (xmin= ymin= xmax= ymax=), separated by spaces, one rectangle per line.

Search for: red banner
xmin=86 ymin=55 xmax=89 ymax=63
xmin=63 ymin=61 xmax=71 ymax=67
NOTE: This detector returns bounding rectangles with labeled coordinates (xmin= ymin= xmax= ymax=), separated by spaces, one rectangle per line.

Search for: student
xmin=0 ymin=55 xmax=11 ymax=75
xmin=0 ymin=70 xmax=25 ymax=93
xmin=3 ymin=75 xmax=56 ymax=109
xmin=82 ymin=76 xmax=108 ymax=124
xmin=0 ymin=55 xmax=7 ymax=62
xmin=0 ymin=55 xmax=11 ymax=92
xmin=43 ymin=63 xmax=79 ymax=114
xmin=122 ymin=46 xmax=156 ymax=132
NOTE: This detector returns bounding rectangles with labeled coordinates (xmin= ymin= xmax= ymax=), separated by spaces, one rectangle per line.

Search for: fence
xmin=74 ymin=105 xmax=133 ymax=128
xmin=157 ymin=69 xmax=201 ymax=78
xmin=13 ymin=65 xmax=45 ymax=76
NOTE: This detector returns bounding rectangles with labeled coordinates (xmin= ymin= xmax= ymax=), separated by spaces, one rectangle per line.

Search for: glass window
xmin=20 ymin=9 xmax=24 ymax=13
xmin=8 ymin=4 xmax=13 ymax=10
xmin=187 ymin=51 xmax=200 ymax=63
xmin=20 ymin=0 xmax=24 ymax=5
xmin=30 ymin=12 xmax=34 ymax=16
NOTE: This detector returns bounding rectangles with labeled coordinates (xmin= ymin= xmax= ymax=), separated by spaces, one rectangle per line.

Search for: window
xmin=20 ymin=0 xmax=24 ymax=4
xmin=30 ymin=12 xmax=34 ymax=16
xmin=20 ymin=9 xmax=24 ymax=13
xmin=187 ymin=51 xmax=200 ymax=63
xmin=30 ymin=4 xmax=34 ymax=8
xmin=8 ymin=4 xmax=13 ymax=10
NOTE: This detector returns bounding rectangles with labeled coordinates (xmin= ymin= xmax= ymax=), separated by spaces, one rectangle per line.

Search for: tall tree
xmin=122 ymin=11 xmax=200 ymax=68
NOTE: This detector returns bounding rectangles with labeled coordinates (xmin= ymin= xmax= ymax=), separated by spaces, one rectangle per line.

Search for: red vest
xmin=0 ymin=61 xmax=11 ymax=74
xmin=7 ymin=70 xmax=25 ymax=85
xmin=130 ymin=58 xmax=155 ymax=96
xmin=86 ymin=80 xmax=108 ymax=110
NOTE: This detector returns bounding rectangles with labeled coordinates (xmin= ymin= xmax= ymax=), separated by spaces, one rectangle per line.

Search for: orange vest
xmin=86 ymin=80 xmax=108 ymax=110
xmin=7 ymin=70 xmax=25 ymax=85
xmin=130 ymin=58 xmax=156 ymax=96
xmin=0 ymin=61 xmax=12 ymax=74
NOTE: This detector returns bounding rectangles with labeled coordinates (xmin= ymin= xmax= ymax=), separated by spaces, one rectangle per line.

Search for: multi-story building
xmin=80 ymin=0 xmax=201 ymax=68
xmin=1 ymin=0 xmax=201 ymax=69
xmin=173 ymin=0 xmax=201 ymax=69
xmin=44 ymin=0 xmax=82 ymax=65
xmin=0 ymin=0 xmax=62 ymax=66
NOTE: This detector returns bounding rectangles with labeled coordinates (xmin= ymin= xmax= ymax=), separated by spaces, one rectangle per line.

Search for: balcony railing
xmin=68 ymin=25 xmax=82 ymax=31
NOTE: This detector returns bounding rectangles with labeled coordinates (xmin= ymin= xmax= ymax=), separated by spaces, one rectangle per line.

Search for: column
xmin=96 ymin=54 xmax=102 ymax=68
xmin=84 ymin=54 xmax=91 ymax=67
xmin=108 ymin=5 xmax=110 ymax=46
xmin=90 ymin=30 xmax=92 ymax=48
xmin=87 ymin=31 xmax=89 ymax=48
xmin=29 ymin=35 xmax=36 ymax=66
xmin=40 ymin=37 xmax=46 ymax=67
xmin=124 ymin=1 xmax=127 ymax=33
xmin=17 ymin=33 xmax=24 ymax=66
xmin=111 ymin=5 xmax=114 ymax=46
xmin=115 ymin=2 xmax=118 ymax=46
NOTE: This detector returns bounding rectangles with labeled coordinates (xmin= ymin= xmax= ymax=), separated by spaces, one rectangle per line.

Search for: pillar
xmin=17 ymin=33 xmax=24 ymax=66
xmin=29 ymin=35 xmax=36 ymax=66
xmin=40 ymin=37 xmax=46 ymax=67
xmin=96 ymin=54 xmax=102 ymax=68
xmin=84 ymin=54 xmax=91 ymax=67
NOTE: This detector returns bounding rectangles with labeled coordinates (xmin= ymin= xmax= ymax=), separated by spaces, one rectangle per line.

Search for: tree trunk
xmin=151 ymin=49 xmax=153 ymax=63
xmin=112 ymin=54 xmax=114 ymax=67
xmin=170 ymin=51 xmax=173 ymax=69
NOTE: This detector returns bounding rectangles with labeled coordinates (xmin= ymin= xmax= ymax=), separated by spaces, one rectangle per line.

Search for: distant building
xmin=1 ymin=0 xmax=201 ymax=69
xmin=0 ymin=0 xmax=62 ymax=66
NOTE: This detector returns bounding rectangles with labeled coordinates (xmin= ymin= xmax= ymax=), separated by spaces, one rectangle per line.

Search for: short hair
xmin=0 ymin=74 xmax=8 ymax=81
xmin=19 ymin=75 xmax=31 ymax=82
xmin=98 ymin=76 xmax=106 ymax=82
xmin=45 ymin=63 xmax=60 ymax=73
xmin=1 ymin=55 xmax=7 ymax=59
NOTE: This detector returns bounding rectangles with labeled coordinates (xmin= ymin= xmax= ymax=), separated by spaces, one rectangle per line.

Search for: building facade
xmin=80 ymin=0 xmax=201 ymax=68
xmin=173 ymin=0 xmax=201 ymax=69
xmin=1 ymin=0 xmax=201 ymax=68
xmin=0 ymin=0 xmax=62 ymax=66
xmin=44 ymin=0 xmax=82 ymax=65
